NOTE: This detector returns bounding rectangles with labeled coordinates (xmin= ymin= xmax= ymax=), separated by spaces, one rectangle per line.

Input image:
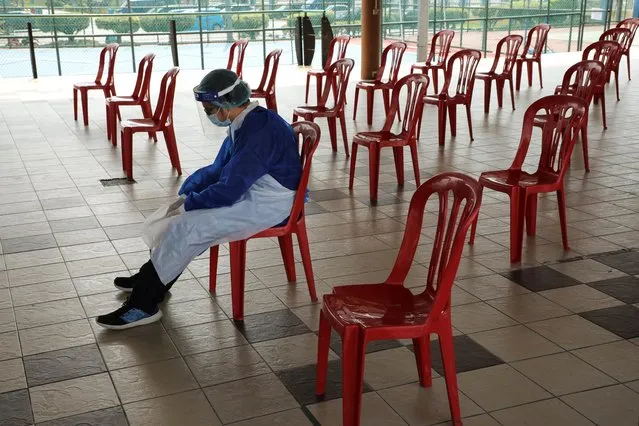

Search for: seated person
xmin=96 ymin=69 xmax=303 ymax=330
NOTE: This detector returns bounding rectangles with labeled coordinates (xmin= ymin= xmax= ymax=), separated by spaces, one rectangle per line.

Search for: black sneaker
xmin=114 ymin=275 xmax=136 ymax=293
xmin=95 ymin=300 xmax=162 ymax=330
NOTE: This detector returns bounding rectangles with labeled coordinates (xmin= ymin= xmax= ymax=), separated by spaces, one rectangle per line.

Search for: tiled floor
xmin=1 ymin=50 xmax=639 ymax=425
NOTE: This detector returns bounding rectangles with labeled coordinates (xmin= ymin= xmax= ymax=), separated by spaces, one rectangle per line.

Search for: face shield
xmin=194 ymin=76 xmax=248 ymax=137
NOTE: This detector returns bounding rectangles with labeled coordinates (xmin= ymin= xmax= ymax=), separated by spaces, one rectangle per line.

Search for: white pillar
xmin=417 ymin=0 xmax=430 ymax=62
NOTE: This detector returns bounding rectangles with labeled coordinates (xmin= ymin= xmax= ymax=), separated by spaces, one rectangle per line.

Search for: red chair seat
xmin=424 ymin=93 xmax=465 ymax=106
xmin=74 ymin=81 xmax=104 ymax=90
xmin=355 ymin=80 xmax=391 ymax=90
xmin=353 ymin=131 xmax=406 ymax=146
xmin=293 ymin=105 xmax=331 ymax=116
xmin=480 ymin=169 xmax=559 ymax=191
xmin=307 ymin=68 xmax=326 ymax=77
xmin=120 ymin=118 xmax=158 ymax=131
xmin=106 ymin=95 xmax=140 ymax=105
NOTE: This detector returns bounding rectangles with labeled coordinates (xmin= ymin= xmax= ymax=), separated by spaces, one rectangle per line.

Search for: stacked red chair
xmin=616 ymin=18 xmax=639 ymax=79
xmin=305 ymin=35 xmax=351 ymax=103
xmin=599 ymin=27 xmax=631 ymax=101
xmin=581 ymin=40 xmax=621 ymax=129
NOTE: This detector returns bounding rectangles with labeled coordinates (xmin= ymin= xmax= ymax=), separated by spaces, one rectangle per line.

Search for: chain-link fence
xmin=0 ymin=0 xmax=636 ymax=77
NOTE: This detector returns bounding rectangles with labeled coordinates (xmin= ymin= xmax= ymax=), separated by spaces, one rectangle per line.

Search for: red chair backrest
xmin=583 ymin=40 xmax=621 ymax=84
xmin=617 ymin=18 xmax=639 ymax=52
xmin=599 ymin=28 xmax=631 ymax=68
xmin=324 ymin=35 xmax=351 ymax=70
xmin=382 ymin=74 xmax=430 ymax=139
xmin=320 ymin=58 xmax=354 ymax=111
xmin=557 ymin=60 xmax=603 ymax=105
xmin=510 ymin=95 xmax=587 ymax=180
xmin=153 ymin=67 xmax=180 ymax=127
xmin=254 ymin=49 xmax=282 ymax=95
xmin=521 ymin=24 xmax=551 ymax=60
xmin=384 ymin=172 xmax=482 ymax=320
xmin=488 ymin=34 xmax=523 ymax=75
xmin=376 ymin=41 xmax=407 ymax=85
xmin=285 ymin=121 xmax=321 ymax=229
xmin=441 ymin=49 xmax=481 ymax=99
xmin=131 ymin=53 xmax=155 ymax=101
xmin=427 ymin=30 xmax=455 ymax=67
xmin=95 ymin=43 xmax=119 ymax=87
xmin=226 ymin=39 xmax=249 ymax=78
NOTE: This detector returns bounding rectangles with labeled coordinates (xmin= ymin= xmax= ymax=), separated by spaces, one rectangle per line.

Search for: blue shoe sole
xmin=95 ymin=310 xmax=163 ymax=330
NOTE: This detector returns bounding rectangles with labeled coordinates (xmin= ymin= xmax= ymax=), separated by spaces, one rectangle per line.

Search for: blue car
xmin=185 ymin=7 xmax=225 ymax=31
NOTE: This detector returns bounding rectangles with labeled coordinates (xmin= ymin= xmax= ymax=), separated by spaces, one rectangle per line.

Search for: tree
xmin=37 ymin=16 xmax=90 ymax=42
xmin=96 ymin=16 xmax=140 ymax=42
xmin=139 ymin=14 xmax=195 ymax=32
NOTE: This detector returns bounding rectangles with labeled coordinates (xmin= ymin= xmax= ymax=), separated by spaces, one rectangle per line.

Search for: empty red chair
xmin=476 ymin=35 xmax=523 ymax=114
xmin=227 ymin=39 xmax=249 ymax=79
xmin=581 ymin=40 xmax=621 ymax=129
xmin=515 ymin=24 xmax=551 ymax=90
xmin=420 ymin=49 xmax=481 ymax=145
xmin=548 ymin=60 xmax=604 ymax=172
xmin=73 ymin=43 xmax=119 ymax=126
xmin=411 ymin=30 xmax=455 ymax=93
xmin=599 ymin=27 xmax=631 ymax=101
xmin=316 ymin=172 xmax=482 ymax=426
xmin=120 ymin=67 xmax=181 ymax=180
xmin=106 ymin=53 xmax=156 ymax=147
xmin=349 ymin=74 xmax=429 ymax=203
xmin=353 ymin=41 xmax=407 ymax=125
xmin=616 ymin=18 xmax=639 ymax=79
xmin=469 ymin=95 xmax=588 ymax=263
xmin=305 ymin=35 xmax=351 ymax=103
xmin=250 ymin=49 xmax=283 ymax=112
xmin=293 ymin=58 xmax=354 ymax=156
xmin=208 ymin=121 xmax=321 ymax=320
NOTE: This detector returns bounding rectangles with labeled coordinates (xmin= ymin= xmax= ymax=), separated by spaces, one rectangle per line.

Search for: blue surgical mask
xmin=208 ymin=114 xmax=231 ymax=127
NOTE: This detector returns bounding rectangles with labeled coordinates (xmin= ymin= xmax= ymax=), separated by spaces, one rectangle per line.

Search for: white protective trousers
xmin=150 ymin=174 xmax=295 ymax=284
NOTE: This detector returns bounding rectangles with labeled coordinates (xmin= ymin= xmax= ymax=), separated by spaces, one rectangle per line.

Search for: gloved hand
xmin=167 ymin=196 xmax=185 ymax=215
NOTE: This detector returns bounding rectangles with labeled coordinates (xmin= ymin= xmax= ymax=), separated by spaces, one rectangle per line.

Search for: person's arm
xmin=178 ymin=137 xmax=232 ymax=196
xmin=183 ymin=146 xmax=268 ymax=211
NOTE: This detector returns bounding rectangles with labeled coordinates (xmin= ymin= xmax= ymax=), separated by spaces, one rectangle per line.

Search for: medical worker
xmin=96 ymin=69 xmax=303 ymax=330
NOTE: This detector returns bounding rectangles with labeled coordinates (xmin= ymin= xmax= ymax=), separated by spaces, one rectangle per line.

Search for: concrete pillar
xmin=417 ymin=0 xmax=430 ymax=61
xmin=361 ymin=0 xmax=381 ymax=80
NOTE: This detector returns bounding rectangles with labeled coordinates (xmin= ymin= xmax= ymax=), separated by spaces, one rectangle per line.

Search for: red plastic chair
xmin=305 ymin=35 xmax=351 ymax=103
xmin=547 ymin=60 xmax=604 ymax=172
xmin=250 ymin=49 xmax=283 ymax=112
xmin=316 ymin=172 xmax=482 ymax=426
xmin=469 ymin=95 xmax=588 ymax=263
xmin=226 ymin=39 xmax=249 ymax=79
xmin=581 ymin=40 xmax=621 ymax=129
xmin=120 ymin=67 xmax=181 ymax=180
xmin=353 ymin=41 xmax=407 ymax=125
xmin=208 ymin=121 xmax=321 ymax=320
xmin=106 ymin=53 xmax=156 ymax=147
xmin=515 ymin=24 xmax=551 ymax=90
xmin=293 ymin=58 xmax=354 ymax=156
xmin=599 ymin=27 xmax=631 ymax=101
xmin=73 ymin=43 xmax=119 ymax=126
xmin=616 ymin=18 xmax=639 ymax=80
xmin=420 ymin=49 xmax=481 ymax=146
xmin=411 ymin=30 xmax=455 ymax=93
xmin=349 ymin=74 xmax=429 ymax=203
xmin=476 ymin=35 xmax=523 ymax=114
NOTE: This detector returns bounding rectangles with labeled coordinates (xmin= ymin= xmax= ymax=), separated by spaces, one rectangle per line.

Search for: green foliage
xmin=286 ymin=11 xmax=335 ymax=29
xmin=139 ymin=14 xmax=196 ymax=33
xmin=95 ymin=16 xmax=140 ymax=33
xmin=37 ymin=16 xmax=90 ymax=39
xmin=1 ymin=14 xmax=32 ymax=34
xmin=232 ymin=14 xmax=264 ymax=40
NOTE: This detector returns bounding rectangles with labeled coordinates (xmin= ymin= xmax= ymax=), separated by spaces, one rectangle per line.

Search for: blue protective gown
xmin=149 ymin=103 xmax=302 ymax=284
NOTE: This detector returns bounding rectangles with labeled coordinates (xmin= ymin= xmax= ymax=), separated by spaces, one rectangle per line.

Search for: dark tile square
xmin=377 ymin=182 xmax=417 ymax=195
xmin=354 ymin=192 xmax=403 ymax=207
xmin=328 ymin=330 xmax=402 ymax=355
xmin=309 ymin=189 xmax=350 ymax=202
xmin=24 ymin=344 xmax=106 ymax=387
xmin=277 ymin=360 xmax=373 ymax=406
xmin=579 ymin=305 xmax=639 ymax=339
xmin=37 ymin=407 xmax=128 ymax=426
xmin=1 ymin=234 xmax=58 ymax=254
xmin=408 ymin=335 xmax=504 ymax=375
xmin=237 ymin=309 xmax=311 ymax=343
xmin=304 ymin=202 xmax=328 ymax=216
xmin=503 ymin=266 xmax=581 ymax=292
xmin=589 ymin=276 xmax=639 ymax=304
xmin=594 ymin=251 xmax=639 ymax=275
xmin=0 ymin=389 xmax=33 ymax=426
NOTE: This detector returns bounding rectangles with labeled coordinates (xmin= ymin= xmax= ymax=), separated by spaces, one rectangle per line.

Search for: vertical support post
xmin=48 ymin=0 xmax=62 ymax=76
xmin=568 ymin=0 xmax=575 ymax=51
xmin=170 ymin=20 xmax=179 ymax=67
xmin=482 ymin=0 xmax=489 ymax=57
xmin=508 ymin=0 xmax=514 ymax=34
xmin=577 ymin=0 xmax=586 ymax=49
xmin=126 ymin=0 xmax=136 ymax=72
xmin=417 ymin=0 xmax=430 ymax=61
xmin=198 ymin=0 xmax=204 ymax=70
xmin=262 ymin=0 xmax=267 ymax=60
xmin=27 ymin=22 xmax=37 ymax=79
xmin=361 ymin=0 xmax=381 ymax=79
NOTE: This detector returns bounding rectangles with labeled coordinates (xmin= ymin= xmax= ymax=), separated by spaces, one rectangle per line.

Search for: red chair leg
xmin=526 ymin=61 xmax=533 ymax=87
xmin=382 ymin=88 xmax=390 ymax=117
xmin=73 ymin=88 xmax=78 ymax=121
xmin=614 ymin=70 xmax=620 ymax=101
xmin=353 ymin=87 xmax=360 ymax=120
xmin=626 ymin=52 xmax=631 ymax=81
xmin=229 ymin=240 xmax=247 ymax=321
xmin=581 ymin=120 xmax=590 ymax=172
xmin=316 ymin=75 xmax=323 ymax=105
xmin=508 ymin=77 xmax=516 ymax=110
xmin=431 ymin=68 xmax=439 ymax=94
xmin=163 ymin=126 xmax=182 ymax=175
xmin=140 ymin=102 xmax=156 ymax=140
xmin=296 ymin=220 xmax=318 ymax=302
xmin=439 ymin=324 xmax=462 ymax=426
xmin=81 ymin=89 xmax=89 ymax=126
xmin=341 ymin=326 xmax=366 ymax=426
xmin=409 ymin=141 xmax=420 ymax=185
xmin=327 ymin=117 xmax=338 ymax=152
xmin=123 ymin=129 xmax=134 ymax=179
xmin=368 ymin=143 xmax=381 ymax=202
xmin=557 ymin=187 xmax=570 ymax=250
xmin=465 ymin=103 xmax=474 ymax=142
xmin=349 ymin=143 xmax=358 ymax=190
xmin=109 ymin=104 xmax=118 ymax=146
xmin=496 ymin=79 xmax=504 ymax=108
xmin=448 ymin=104 xmax=457 ymax=137
xmin=316 ymin=309 xmax=332 ymax=396
xmin=339 ymin=112 xmax=350 ymax=156
xmin=600 ymin=92 xmax=607 ymax=130
xmin=525 ymin=193 xmax=538 ymax=237
xmin=483 ymin=79 xmax=492 ymax=114
xmin=392 ymin=146 xmax=404 ymax=186
xmin=509 ymin=191 xmax=526 ymax=263
xmin=209 ymin=245 xmax=219 ymax=293
xmin=515 ymin=60 xmax=523 ymax=91
xmin=469 ymin=185 xmax=483 ymax=244
xmin=278 ymin=234 xmax=296 ymax=282
xmin=305 ymin=74 xmax=311 ymax=103
xmin=537 ymin=60 xmax=543 ymax=89
xmin=105 ymin=105 xmax=111 ymax=141
xmin=437 ymin=103 xmax=447 ymax=146
xmin=413 ymin=335 xmax=432 ymax=388
xmin=366 ymin=88 xmax=374 ymax=126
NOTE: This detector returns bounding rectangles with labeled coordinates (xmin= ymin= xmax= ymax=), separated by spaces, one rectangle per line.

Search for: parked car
xmin=119 ymin=0 xmax=170 ymax=13
xmin=325 ymin=4 xmax=349 ymax=20
xmin=146 ymin=5 xmax=225 ymax=30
